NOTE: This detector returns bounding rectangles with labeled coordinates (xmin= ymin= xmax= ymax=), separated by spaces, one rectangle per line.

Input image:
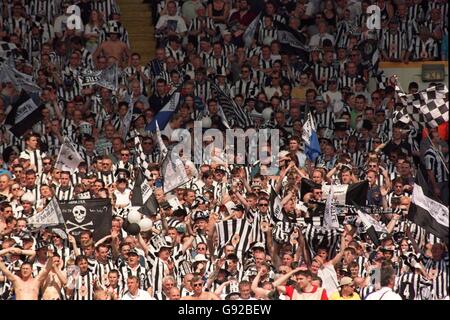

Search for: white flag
xmin=161 ymin=150 xmax=189 ymax=193
xmin=55 ymin=140 xmax=84 ymax=173
xmin=323 ymin=185 xmax=340 ymax=229
xmin=28 ymin=198 xmax=64 ymax=227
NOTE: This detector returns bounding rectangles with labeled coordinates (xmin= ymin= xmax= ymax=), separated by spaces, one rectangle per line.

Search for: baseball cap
xmin=128 ymin=248 xmax=139 ymax=256
xmin=339 ymin=276 xmax=354 ymax=287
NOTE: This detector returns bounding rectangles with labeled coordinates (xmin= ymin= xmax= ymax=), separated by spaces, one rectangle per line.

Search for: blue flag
xmin=302 ymin=113 xmax=321 ymax=161
xmin=145 ymin=91 xmax=181 ymax=132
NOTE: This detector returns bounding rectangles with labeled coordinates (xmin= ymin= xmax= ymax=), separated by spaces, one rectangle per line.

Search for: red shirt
xmin=229 ymin=10 xmax=257 ymax=27
xmin=285 ymin=285 xmax=329 ymax=300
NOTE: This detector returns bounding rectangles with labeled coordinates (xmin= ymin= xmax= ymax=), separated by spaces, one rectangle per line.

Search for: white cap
xmin=21 ymin=192 xmax=36 ymax=204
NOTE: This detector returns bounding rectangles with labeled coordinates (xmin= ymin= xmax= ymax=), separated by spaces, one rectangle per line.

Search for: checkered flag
xmin=393 ymin=84 xmax=448 ymax=129
xmin=133 ymin=134 xmax=152 ymax=180
xmin=0 ymin=41 xmax=17 ymax=57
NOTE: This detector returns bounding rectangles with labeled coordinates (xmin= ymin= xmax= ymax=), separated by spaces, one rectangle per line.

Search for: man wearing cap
xmin=330 ymin=276 xmax=361 ymax=300
xmin=118 ymin=248 xmax=152 ymax=296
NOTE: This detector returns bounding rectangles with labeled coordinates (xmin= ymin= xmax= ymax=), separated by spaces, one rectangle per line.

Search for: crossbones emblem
xmin=66 ymin=220 xmax=94 ymax=233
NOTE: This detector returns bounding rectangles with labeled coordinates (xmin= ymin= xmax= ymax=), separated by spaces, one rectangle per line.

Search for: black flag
xmin=131 ymin=168 xmax=159 ymax=216
xmin=5 ymin=90 xmax=44 ymax=137
xmin=59 ymin=198 xmax=112 ymax=241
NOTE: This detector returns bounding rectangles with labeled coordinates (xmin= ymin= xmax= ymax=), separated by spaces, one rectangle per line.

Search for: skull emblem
xmin=73 ymin=205 xmax=87 ymax=223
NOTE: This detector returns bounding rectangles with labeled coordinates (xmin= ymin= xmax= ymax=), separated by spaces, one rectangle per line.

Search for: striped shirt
xmin=381 ymin=30 xmax=407 ymax=60
xmin=231 ymin=79 xmax=258 ymax=99
xmin=55 ymin=186 xmax=74 ymax=201
xmin=396 ymin=272 xmax=433 ymax=300
xmin=72 ymin=271 xmax=96 ymax=300
xmin=408 ymin=36 xmax=439 ymax=61
xmin=424 ymin=148 xmax=448 ymax=183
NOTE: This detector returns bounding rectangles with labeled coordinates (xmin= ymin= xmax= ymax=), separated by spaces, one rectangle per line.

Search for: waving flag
xmin=5 ymin=90 xmax=44 ymax=137
xmin=323 ymin=185 xmax=340 ymax=229
xmin=243 ymin=13 xmax=261 ymax=48
xmin=27 ymin=198 xmax=65 ymax=227
xmin=161 ymin=147 xmax=190 ymax=193
xmin=408 ymin=183 xmax=449 ymax=243
xmin=145 ymin=90 xmax=181 ymax=132
xmin=55 ymin=139 xmax=84 ymax=173
xmin=393 ymin=83 xmax=449 ymax=129
xmin=79 ymin=63 xmax=119 ymax=91
xmin=302 ymin=113 xmax=321 ymax=161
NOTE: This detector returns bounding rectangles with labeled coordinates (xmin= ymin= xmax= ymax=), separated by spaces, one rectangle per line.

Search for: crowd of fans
xmin=0 ymin=0 xmax=448 ymax=300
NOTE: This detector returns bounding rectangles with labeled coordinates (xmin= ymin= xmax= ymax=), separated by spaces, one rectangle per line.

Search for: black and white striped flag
xmin=408 ymin=183 xmax=449 ymax=243
xmin=215 ymin=218 xmax=254 ymax=259
xmin=209 ymin=80 xmax=253 ymax=128
xmin=394 ymin=84 xmax=449 ymax=129
xmin=354 ymin=208 xmax=385 ymax=247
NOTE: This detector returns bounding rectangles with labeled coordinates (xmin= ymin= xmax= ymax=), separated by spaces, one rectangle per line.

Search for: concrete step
xmin=117 ymin=0 xmax=155 ymax=63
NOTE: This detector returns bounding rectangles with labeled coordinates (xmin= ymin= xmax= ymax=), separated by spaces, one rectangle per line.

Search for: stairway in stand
xmin=116 ymin=0 xmax=155 ymax=64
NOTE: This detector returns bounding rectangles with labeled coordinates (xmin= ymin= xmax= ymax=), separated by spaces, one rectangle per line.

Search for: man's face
xmin=239 ymin=284 xmax=251 ymax=299
xmin=192 ymin=280 xmax=203 ymax=294
xmin=169 ymin=288 xmax=180 ymax=300
xmin=26 ymin=174 xmax=36 ymax=187
xmin=127 ymin=278 xmax=139 ymax=293
xmin=282 ymin=254 xmax=293 ymax=266
xmin=20 ymin=264 xmax=32 ymax=278
xmin=78 ymin=259 xmax=89 ymax=273
xmin=27 ymin=137 xmax=38 ymax=150
xmin=289 ymin=139 xmax=299 ymax=151
xmin=295 ymin=274 xmax=310 ymax=289
xmin=98 ymin=247 xmax=109 ymax=261
xmin=108 ymin=272 xmax=119 ymax=286
xmin=60 ymin=174 xmax=70 ymax=186
xmin=127 ymin=254 xmax=139 ymax=265
xmin=163 ymin=279 xmax=175 ymax=292
xmin=0 ymin=175 xmax=9 ymax=191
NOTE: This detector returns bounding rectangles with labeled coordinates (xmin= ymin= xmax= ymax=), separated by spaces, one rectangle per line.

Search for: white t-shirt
xmin=121 ymin=289 xmax=154 ymax=300
xmin=365 ymin=287 xmax=402 ymax=300
xmin=155 ymin=15 xmax=187 ymax=34
xmin=318 ymin=264 xmax=339 ymax=296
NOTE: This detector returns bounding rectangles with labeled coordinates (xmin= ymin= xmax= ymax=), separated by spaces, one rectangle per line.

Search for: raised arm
xmin=0 ymin=260 xmax=19 ymax=283
xmin=251 ymin=270 xmax=271 ymax=298
xmin=36 ymin=255 xmax=53 ymax=284
xmin=327 ymin=231 xmax=347 ymax=267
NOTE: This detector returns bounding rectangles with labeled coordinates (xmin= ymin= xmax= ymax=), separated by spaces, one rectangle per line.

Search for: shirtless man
xmin=0 ymin=252 xmax=53 ymax=300
xmin=93 ymin=29 xmax=130 ymax=69
xmin=40 ymin=253 xmax=67 ymax=300
xmin=181 ymin=275 xmax=220 ymax=300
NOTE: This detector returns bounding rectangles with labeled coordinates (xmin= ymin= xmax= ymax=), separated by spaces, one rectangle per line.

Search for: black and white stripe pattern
xmin=55 ymin=186 xmax=74 ymax=201
xmin=381 ymin=31 xmax=406 ymax=60
xmin=301 ymin=224 xmax=341 ymax=259
xmin=424 ymin=148 xmax=448 ymax=183
xmin=72 ymin=272 xmax=96 ymax=300
xmin=215 ymin=218 xmax=254 ymax=259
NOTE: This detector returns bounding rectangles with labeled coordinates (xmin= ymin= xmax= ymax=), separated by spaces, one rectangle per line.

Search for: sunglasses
xmin=193 ymin=283 xmax=203 ymax=287
xmin=121 ymin=153 xmax=130 ymax=156
xmin=258 ymin=203 xmax=268 ymax=207
xmin=43 ymin=162 xmax=52 ymax=165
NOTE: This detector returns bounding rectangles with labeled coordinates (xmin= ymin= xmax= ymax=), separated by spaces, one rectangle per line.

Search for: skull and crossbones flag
xmin=59 ymin=199 xmax=112 ymax=241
